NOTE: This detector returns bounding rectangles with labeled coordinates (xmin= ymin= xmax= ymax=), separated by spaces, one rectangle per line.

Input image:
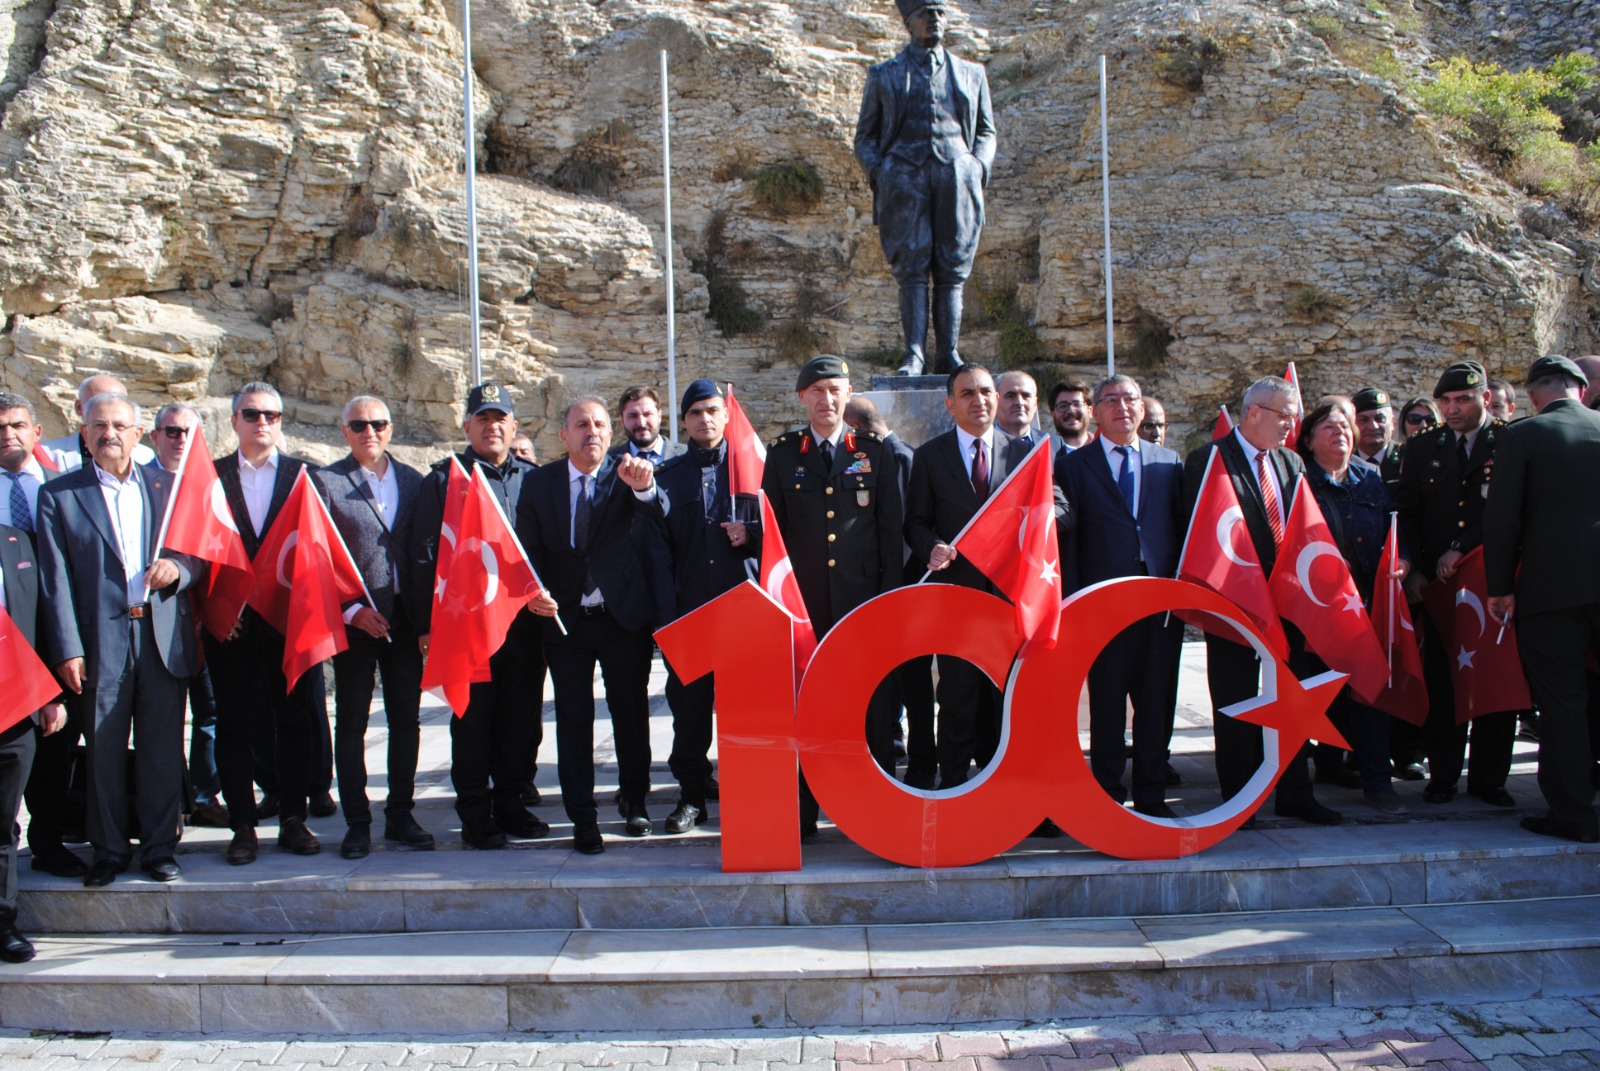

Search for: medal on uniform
xmin=857 ymin=489 xmax=870 ymax=507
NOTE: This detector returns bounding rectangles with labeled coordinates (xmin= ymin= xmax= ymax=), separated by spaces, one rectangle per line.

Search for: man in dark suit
xmin=1182 ymin=376 xmax=1339 ymax=825
xmin=1060 ymin=374 xmax=1184 ymax=817
xmin=1486 ymin=356 xmax=1600 ymax=843
xmin=407 ymin=382 xmax=546 ymax=851
xmin=608 ymin=385 xmax=684 ymax=469
xmin=908 ymin=364 xmax=1066 ymax=791
xmin=205 ymin=382 xmax=324 ymax=864
xmin=312 ymin=396 xmax=432 ymax=860
xmin=36 ymin=393 xmax=202 ymax=886
xmin=854 ymin=0 xmax=996 ymax=376
xmin=1 ymin=522 xmax=67 ymax=961
xmin=644 ymin=381 xmax=760 ymax=834
xmin=518 ymin=397 xmax=661 ymax=855
xmin=996 ymin=372 xmax=1047 ymax=445
xmin=1394 ymin=361 xmax=1516 ymax=807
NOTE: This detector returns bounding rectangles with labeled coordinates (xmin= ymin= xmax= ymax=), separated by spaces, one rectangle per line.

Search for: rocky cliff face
xmin=0 ymin=0 xmax=1594 ymax=457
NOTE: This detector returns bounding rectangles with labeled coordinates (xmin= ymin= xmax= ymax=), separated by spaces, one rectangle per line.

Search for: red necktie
xmin=971 ymin=439 xmax=989 ymax=499
xmin=1255 ymin=450 xmax=1284 ymax=545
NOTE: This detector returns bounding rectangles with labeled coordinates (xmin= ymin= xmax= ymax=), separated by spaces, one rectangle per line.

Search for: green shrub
xmin=970 ymin=275 xmax=1043 ymax=368
xmin=751 ymin=162 xmax=824 ymax=217
xmin=1289 ymin=285 xmax=1342 ymax=324
xmin=770 ymin=318 xmax=827 ymax=365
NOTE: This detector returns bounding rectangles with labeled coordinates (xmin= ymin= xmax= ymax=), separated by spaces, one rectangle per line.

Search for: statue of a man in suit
xmin=855 ymin=0 xmax=997 ymax=377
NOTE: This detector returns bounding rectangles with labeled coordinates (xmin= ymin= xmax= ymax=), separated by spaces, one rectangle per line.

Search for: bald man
xmin=42 ymin=374 xmax=156 ymax=472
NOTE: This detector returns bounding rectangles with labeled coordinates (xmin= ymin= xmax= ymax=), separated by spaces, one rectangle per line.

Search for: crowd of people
xmin=1 ymin=352 xmax=1597 ymax=965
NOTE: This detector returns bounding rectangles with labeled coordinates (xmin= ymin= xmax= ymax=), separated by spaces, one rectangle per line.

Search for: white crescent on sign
xmin=210 ymin=481 xmax=239 ymax=534
xmin=1216 ymin=506 xmax=1252 ymax=569
xmin=1456 ymin=588 xmax=1487 ymax=639
xmin=1294 ymin=541 xmax=1344 ymax=608
xmin=275 ymin=531 xmax=299 ymax=589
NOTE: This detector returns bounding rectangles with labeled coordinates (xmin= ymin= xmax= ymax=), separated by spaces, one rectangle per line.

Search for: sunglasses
xmin=238 ymin=408 xmax=282 ymax=424
xmin=347 ymin=419 xmax=391 ymax=433
xmin=156 ymin=426 xmax=190 ymax=439
xmin=1404 ymin=413 xmax=1432 ymax=426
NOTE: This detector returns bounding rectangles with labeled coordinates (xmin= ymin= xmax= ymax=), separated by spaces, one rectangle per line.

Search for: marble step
xmin=2 ymin=894 xmax=1597 ymax=1035
xmin=18 ymin=814 xmax=1600 ymax=936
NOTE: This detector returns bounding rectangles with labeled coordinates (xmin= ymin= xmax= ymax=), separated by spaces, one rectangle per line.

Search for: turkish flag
xmin=0 ymin=602 xmax=62 ymax=733
xmin=949 ymin=438 xmax=1061 ymax=655
xmin=1267 ymin=484 xmax=1388 ymax=712
xmin=758 ymin=489 xmax=818 ymax=681
xmin=157 ymin=423 xmax=254 ymax=640
xmin=1175 ymin=449 xmax=1290 ymax=659
xmin=31 ymin=442 xmax=59 ymax=473
xmin=421 ymin=461 xmax=545 ymax=717
xmin=1212 ymin=405 xmax=1235 ymax=440
xmin=1283 ymin=361 xmax=1304 ymax=445
xmin=1422 ymin=547 xmax=1532 ymax=724
xmin=1368 ymin=515 xmax=1428 ymax=726
xmin=725 ymin=386 xmax=767 ymax=499
xmin=248 ymin=468 xmax=370 ymax=690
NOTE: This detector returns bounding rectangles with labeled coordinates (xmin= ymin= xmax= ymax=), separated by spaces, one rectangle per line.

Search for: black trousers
xmin=1204 ymin=633 xmax=1315 ymax=809
xmin=1088 ymin=613 xmax=1178 ymax=808
xmin=186 ymin=665 xmax=220 ymax=806
xmin=1419 ymin=614 xmax=1515 ymax=789
xmin=663 ymin=667 xmax=714 ymax=806
xmin=1516 ymin=604 xmax=1600 ymax=839
xmin=253 ymin=670 xmax=332 ymax=797
xmin=0 ymin=719 xmax=36 ymax=919
xmin=23 ymin=697 xmax=82 ymax=852
xmin=935 ymin=656 xmax=1000 ymax=787
xmin=450 ymin=624 xmax=544 ymax=826
xmin=547 ymin=609 xmax=653 ymax=826
xmin=206 ymin=622 xmax=320 ymax=831
xmin=332 ymin=611 xmax=425 ymax=825
xmin=898 ymin=655 xmax=937 ymax=779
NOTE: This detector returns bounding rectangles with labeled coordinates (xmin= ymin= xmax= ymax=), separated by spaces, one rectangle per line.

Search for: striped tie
xmin=1255 ymin=450 xmax=1284 ymax=545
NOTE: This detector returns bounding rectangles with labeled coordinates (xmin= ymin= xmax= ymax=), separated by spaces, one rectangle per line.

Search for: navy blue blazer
xmin=1060 ymin=437 xmax=1184 ymax=590
xmin=646 ymin=447 xmax=760 ymax=620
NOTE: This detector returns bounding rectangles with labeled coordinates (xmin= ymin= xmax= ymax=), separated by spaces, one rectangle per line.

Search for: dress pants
xmin=1087 ymin=612 xmax=1177 ymax=808
xmin=23 ymin=700 xmax=82 ymax=853
xmin=332 ymin=609 xmax=425 ymax=825
xmin=898 ymin=655 xmax=937 ymax=779
xmin=935 ymin=656 xmax=1000 ymax=787
xmin=82 ymin=615 xmax=186 ymax=865
xmin=1515 ymin=604 xmax=1600 ymax=839
xmin=1297 ymin=651 xmax=1392 ymax=793
xmin=0 ymin=719 xmax=36 ymax=920
xmin=1204 ymin=632 xmax=1315 ymax=808
xmin=186 ymin=665 xmax=220 ymax=806
xmin=450 ymin=622 xmax=543 ymax=827
xmin=252 ymin=670 xmax=332 ymax=799
xmin=206 ymin=620 xmax=318 ymax=831
xmin=664 ymin=666 xmax=714 ymax=806
xmin=547 ymin=608 xmax=653 ymax=826
xmin=1419 ymin=614 xmax=1515 ymax=789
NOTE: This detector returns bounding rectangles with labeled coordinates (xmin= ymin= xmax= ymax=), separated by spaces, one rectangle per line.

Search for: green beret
xmin=1433 ymin=361 xmax=1487 ymax=397
xmin=1525 ymin=354 xmax=1588 ymax=389
xmin=1351 ymin=388 xmax=1392 ymax=413
xmin=796 ymin=354 xmax=851 ymax=391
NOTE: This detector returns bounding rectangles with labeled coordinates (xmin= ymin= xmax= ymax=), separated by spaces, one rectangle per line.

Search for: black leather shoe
xmin=1394 ymin=762 xmax=1427 ymax=781
xmin=340 ymin=825 xmax=371 ymax=860
xmin=1468 ymin=785 xmax=1515 ymax=807
xmin=519 ymin=782 xmax=543 ymax=807
xmin=1423 ymin=781 xmax=1457 ymax=804
xmin=83 ymin=859 xmax=124 ymax=888
xmin=255 ymin=792 xmax=280 ymax=820
xmin=383 ymin=814 xmax=436 ymax=850
xmin=1030 ymin=818 xmax=1065 ymax=838
xmin=1134 ymin=801 xmax=1178 ymax=819
xmin=800 ymin=819 xmax=820 ymax=840
xmin=461 ymin=819 xmax=506 ymax=851
xmin=0 ymin=927 xmax=35 ymax=963
xmin=1275 ymin=801 xmax=1343 ymax=825
xmin=664 ymin=802 xmax=706 ymax=834
xmin=497 ymin=810 xmax=550 ymax=839
xmin=277 ymin=817 xmax=322 ymax=855
xmin=309 ymin=791 xmax=338 ymax=819
xmin=618 ymin=801 xmax=651 ymax=837
xmin=226 ymin=828 xmax=258 ymax=866
xmin=29 ymin=843 xmax=88 ymax=879
xmin=902 ymin=766 xmax=937 ymax=790
xmin=141 ymin=857 xmax=181 ymax=882
xmin=704 ymin=774 xmax=719 ymax=801
xmin=188 ymin=801 xmax=231 ymax=828
xmin=1520 ymin=815 xmax=1600 ymax=843
xmin=573 ymin=822 xmax=605 ymax=855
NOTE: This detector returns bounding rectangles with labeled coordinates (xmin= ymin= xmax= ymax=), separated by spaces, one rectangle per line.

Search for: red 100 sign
xmin=655 ymin=577 xmax=1347 ymax=872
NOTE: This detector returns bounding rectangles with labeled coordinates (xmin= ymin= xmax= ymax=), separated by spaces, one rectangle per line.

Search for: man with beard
xmin=609 ymin=386 xmax=683 ymax=469
xmin=1049 ymin=381 xmax=1092 ymax=455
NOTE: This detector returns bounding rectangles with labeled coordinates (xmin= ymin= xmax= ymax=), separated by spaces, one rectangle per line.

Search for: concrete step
xmin=3 ymin=894 xmax=1596 ymax=1034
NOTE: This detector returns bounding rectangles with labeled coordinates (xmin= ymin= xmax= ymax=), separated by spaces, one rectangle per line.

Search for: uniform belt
xmin=127 ymin=604 xmax=150 ymax=619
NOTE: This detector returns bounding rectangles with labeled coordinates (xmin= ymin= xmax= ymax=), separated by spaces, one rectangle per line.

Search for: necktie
xmin=1457 ymin=434 xmax=1469 ymax=470
xmin=1113 ymin=446 xmax=1135 ymax=514
xmin=820 ymin=438 xmax=834 ymax=468
xmin=574 ymin=475 xmax=597 ymax=596
xmin=1255 ymin=450 xmax=1284 ymax=545
xmin=4 ymin=471 xmax=32 ymax=534
xmin=971 ymin=438 xmax=989 ymax=499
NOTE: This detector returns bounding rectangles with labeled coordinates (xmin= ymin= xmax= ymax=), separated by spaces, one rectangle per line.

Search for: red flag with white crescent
xmin=1422 ymin=547 xmax=1532 ymax=724
xmin=0 ymin=601 xmax=62 ymax=733
xmin=1368 ymin=515 xmax=1428 ymax=726
xmin=1212 ymin=405 xmax=1235 ymax=441
xmin=725 ymin=386 xmax=767 ymax=499
xmin=157 ymin=423 xmax=255 ymax=641
xmin=757 ymin=489 xmax=817 ymax=682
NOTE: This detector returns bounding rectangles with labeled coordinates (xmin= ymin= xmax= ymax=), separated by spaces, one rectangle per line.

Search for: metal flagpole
xmin=661 ymin=50 xmax=678 ymax=443
xmin=1100 ymin=55 xmax=1115 ymax=378
xmin=462 ymin=0 xmax=483 ymax=386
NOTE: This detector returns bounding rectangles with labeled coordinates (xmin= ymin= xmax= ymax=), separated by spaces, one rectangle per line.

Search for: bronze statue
xmin=854 ymin=0 xmax=997 ymax=377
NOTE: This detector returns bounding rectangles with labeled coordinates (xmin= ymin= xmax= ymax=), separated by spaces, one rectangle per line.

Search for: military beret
xmin=1433 ymin=361 xmax=1487 ymax=397
xmin=896 ymin=0 xmax=946 ymax=16
xmin=679 ymin=378 xmax=723 ymax=417
xmin=796 ymin=354 xmax=851 ymax=391
xmin=1351 ymin=388 xmax=1392 ymax=413
xmin=466 ymin=381 xmax=514 ymax=418
xmin=1525 ymin=354 xmax=1588 ymax=389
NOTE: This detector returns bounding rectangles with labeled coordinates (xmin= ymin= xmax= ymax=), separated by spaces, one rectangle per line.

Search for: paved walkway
xmin=2 ymin=998 xmax=1597 ymax=1070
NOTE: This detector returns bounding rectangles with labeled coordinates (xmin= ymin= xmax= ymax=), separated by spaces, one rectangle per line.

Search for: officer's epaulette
xmin=853 ymin=429 xmax=883 ymax=443
xmin=769 ymin=431 xmax=797 ymax=450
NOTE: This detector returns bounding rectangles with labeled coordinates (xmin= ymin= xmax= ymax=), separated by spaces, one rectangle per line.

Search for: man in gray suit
xmin=855 ymin=0 xmax=996 ymax=377
xmin=36 ymin=394 xmax=201 ymax=887
xmin=311 ymin=396 xmax=433 ymax=860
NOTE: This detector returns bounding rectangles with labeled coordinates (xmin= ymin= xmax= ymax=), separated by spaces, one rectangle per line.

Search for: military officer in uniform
xmin=1394 ymin=360 xmax=1517 ymax=807
xmin=761 ymin=356 xmax=904 ymax=835
xmin=1352 ymin=388 xmax=1403 ymax=493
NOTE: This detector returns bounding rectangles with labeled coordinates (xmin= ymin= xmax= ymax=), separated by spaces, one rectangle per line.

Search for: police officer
xmin=761 ymin=356 xmax=904 ymax=836
xmin=1394 ymin=360 xmax=1516 ymax=807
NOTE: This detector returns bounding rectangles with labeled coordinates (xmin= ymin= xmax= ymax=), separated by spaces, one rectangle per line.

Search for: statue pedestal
xmin=861 ymin=374 xmax=951 ymax=449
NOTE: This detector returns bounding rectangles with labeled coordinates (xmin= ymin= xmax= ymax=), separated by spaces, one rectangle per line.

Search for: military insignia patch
xmin=857 ymin=490 xmax=870 ymax=507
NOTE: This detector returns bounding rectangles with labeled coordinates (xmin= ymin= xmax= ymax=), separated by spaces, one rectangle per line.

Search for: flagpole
xmin=918 ymin=437 xmax=1049 ymax=583
xmin=462 ymin=0 xmax=483 ymax=386
xmin=472 ymin=465 xmax=567 ymax=636
xmin=661 ymin=50 xmax=678 ymax=444
xmin=1100 ymin=54 xmax=1115 ymax=378
xmin=1386 ymin=512 xmax=1397 ymax=686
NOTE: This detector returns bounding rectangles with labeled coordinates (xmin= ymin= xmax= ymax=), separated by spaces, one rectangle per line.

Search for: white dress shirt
xmin=95 ymin=462 xmax=148 ymax=606
xmin=238 ymin=448 xmax=279 ymax=537
xmin=954 ymin=425 xmax=997 ymax=487
xmin=567 ymin=460 xmax=605 ymax=607
xmin=1233 ymin=428 xmax=1286 ymax=530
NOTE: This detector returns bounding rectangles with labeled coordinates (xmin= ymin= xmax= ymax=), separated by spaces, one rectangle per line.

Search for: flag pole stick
xmin=462 ymin=0 xmax=483 ymax=386
xmin=1386 ymin=512 xmax=1396 ymax=687
xmin=1100 ymin=54 xmax=1115 ymax=378
xmin=661 ymin=50 xmax=678 ymax=444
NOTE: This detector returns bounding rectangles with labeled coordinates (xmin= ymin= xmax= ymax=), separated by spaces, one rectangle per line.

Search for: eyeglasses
xmin=156 ymin=426 xmax=190 ymax=439
xmin=1253 ymin=403 xmax=1297 ymax=422
xmin=347 ymin=419 xmax=390 ymax=433
xmin=238 ymin=408 xmax=282 ymax=424
xmin=1403 ymin=413 xmax=1432 ymax=426
xmin=1097 ymin=393 xmax=1142 ymax=409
